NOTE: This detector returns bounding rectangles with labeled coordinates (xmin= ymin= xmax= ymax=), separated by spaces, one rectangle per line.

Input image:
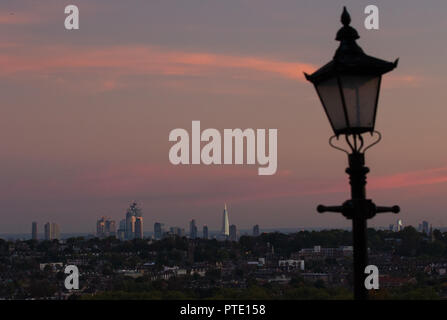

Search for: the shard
xmin=221 ymin=203 xmax=229 ymax=238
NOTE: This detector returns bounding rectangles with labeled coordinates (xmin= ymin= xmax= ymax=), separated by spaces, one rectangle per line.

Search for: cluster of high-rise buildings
xmin=31 ymin=203 xmax=261 ymax=242
xmin=389 ymin=219 xmax=404 ymax=232
xmin=123 ymin=202 xmax=144 ymax=240
xmin=96 ymin=217 xmax=116 ymax=238
xmin=153 ymin=204 xmax=259 ymax=241
xmin=28 ymin=202 xmax=436 ymax=243
xmin=31 ymin=221 xmax=60 ymax=240
xmin=418 ymin=220 xmax=432 ymax=234
xmin=96 ymin=202 xmax=144 ymax=240
xmin=388 ymin=219 xmax=435 ymax=235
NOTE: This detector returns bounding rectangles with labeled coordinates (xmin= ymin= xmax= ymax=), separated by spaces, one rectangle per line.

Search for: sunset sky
xmin=1 ymin=0 xmax=447 ymax=234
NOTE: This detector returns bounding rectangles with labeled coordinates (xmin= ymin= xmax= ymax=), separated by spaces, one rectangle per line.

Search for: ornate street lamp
xmin=305 ymin=7 xmax=400 ymax=300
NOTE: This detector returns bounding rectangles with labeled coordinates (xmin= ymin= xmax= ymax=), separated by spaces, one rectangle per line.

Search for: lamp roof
xmin=305 ymin=7 xmax=398 ymax=84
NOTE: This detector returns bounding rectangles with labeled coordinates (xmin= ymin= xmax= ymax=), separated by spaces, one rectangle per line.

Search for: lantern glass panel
xmin=340 ymin=74 xmax=380 ymax=132
xmin=315 ymin=77 xmax=347 ymax=133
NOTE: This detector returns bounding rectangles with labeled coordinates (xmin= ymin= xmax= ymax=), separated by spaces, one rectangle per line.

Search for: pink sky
xmin=1 ymin=0 xmax=447 ymax=233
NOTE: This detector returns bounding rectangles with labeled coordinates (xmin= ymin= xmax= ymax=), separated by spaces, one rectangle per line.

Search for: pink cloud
xmin=0 ymin=42 xmax=423 ymax=93
xmin=0 ymin=12 xmax=39 ymax=25
xmin=3 ymin=163 xmax=447 ymax=209
xmin=0 ymin=45 xmax=314 ymax=81
xmin=369 ymin=166 xmax=447 ymax=190
xmin=383 ymin=74 xmax=424 ymax=88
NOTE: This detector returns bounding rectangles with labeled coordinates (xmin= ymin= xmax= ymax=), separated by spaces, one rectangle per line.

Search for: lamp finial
xmin=336 ymin=7 xmax=359 ymax=43
xmin=341 ymin=6 xmax=351 ymax=26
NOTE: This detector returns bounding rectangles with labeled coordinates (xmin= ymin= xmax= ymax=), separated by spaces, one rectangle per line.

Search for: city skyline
xmin=1 ymin=1 xmax=447 ymax=233
xmin=20 ymin=201 xmax=440 ymax=240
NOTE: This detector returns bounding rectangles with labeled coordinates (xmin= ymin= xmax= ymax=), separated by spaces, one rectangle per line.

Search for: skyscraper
xmin=44 ymin=222 xmax=52 ymax=240
xmin=32 ymin=222 xmax=38 ymax=240
xmin=221 ymin=203 xmax=229 ymax=238
xmin=154 ymin=222 xmax=164 ymax=240
xmin=106 ymin=219 xmax=116 ymax=237
xmin=51 ymin=223 xmax=60 ymax=240
xmin=170 ymin=227 xmax=185 ymax=237
xmin=422 ymin=220 xmax=429 ymax=234
xmin=396 ymin=219 xmax=403 ymax=232
xmin=190 ymin=219 xmax=198 ymax=239
xmin=202 ymin=225 xmax=209 ymax=239
xmin=169 ymin=227 xmax=186 ymax=238
xmin=97 ymin=218 xmax=105 ymax=237
xmin=125 ymin=201 xmax=142 ymax=240
xmin=44 ymin=222 xmax=60 ymax=240
xmin=253 ymin=224 xmax=260 ymax=237
xmin=117 ymin=219 xmax=126 ymax=240
xmin=126 ymin=212 xmax=136 ymax=240
xmin=135 ymin=216 xmax=144 ymax=239
xmin=97 ymin=217 xmax=116 ymax=238
xmin=229 ymin=224 xmax=237 ymax=241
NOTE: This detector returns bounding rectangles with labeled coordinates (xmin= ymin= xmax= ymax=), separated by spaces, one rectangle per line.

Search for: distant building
xmin=44 ymin=222 xmax=52 ymax=240
xmin=52 ymin=223 xmax=60 ymax=240
xmin=202 ymin=225 xmax=209 ymax=239
xmin=96 ymin=217 xmax=116 ymax=238
xmin=189 ymin=219 xmax=198 ymax=239
xmin=422 ymin=220 xmax=429 ymax=234
xmin=396 ymin=219 xmax=403 ymax=232
xmin=429 ymin=224 xmax=435 ymax=242
xmin=32 ymin=222 xmax=38 ymax=240
xmin=279 ymin=259 xmax=305 ymax=271
xmin=106 ymin=219 xmax=116 ymax=237
xmin=221 ymin=204 xmax=229 ymax=239
xmin=44 ymin=222 xmax=60 ymax=240
xmin=117 ymin=219 xmax=126 ymax=240
xmin=169 ymin=227 xmax=185 ymax=237
xmin=154 ymin=222 xmax=164 ymax=240
xmin=97 ymin=218 xmax=105 ymax=237
xmin=135 ymin=217 xmax=144 ymax=239
xmin=294 ymin=245 xmax=353 ymax=260
xmin=126 ymin=214 xmax=136 ymax=240
xmin=39 ymin=262 xmax=63 ymax=271
xmin=125 ymin=202 xmax=142 ymax=240
xmin=253 ymin=224 xmax=260 ymax=237
xmin=229 ymin=224 xmax=237 ymax=241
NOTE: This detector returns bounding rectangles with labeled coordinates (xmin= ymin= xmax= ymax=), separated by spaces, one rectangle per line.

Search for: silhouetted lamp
xmin=305 ymin=7 xmax=398 ymax=136
xmin=304 ymin=7 xmax=400 ymax=301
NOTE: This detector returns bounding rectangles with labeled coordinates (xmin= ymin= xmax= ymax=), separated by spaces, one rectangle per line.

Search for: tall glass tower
xmin=125 ymin=201 xmax=142 ymax=240
xmin=221 ymin=204 xmax=229 ymax=238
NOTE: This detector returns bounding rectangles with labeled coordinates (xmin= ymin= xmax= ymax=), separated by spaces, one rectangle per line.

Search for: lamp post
xmin=305 ymin=7 xmax=400 ymax=300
